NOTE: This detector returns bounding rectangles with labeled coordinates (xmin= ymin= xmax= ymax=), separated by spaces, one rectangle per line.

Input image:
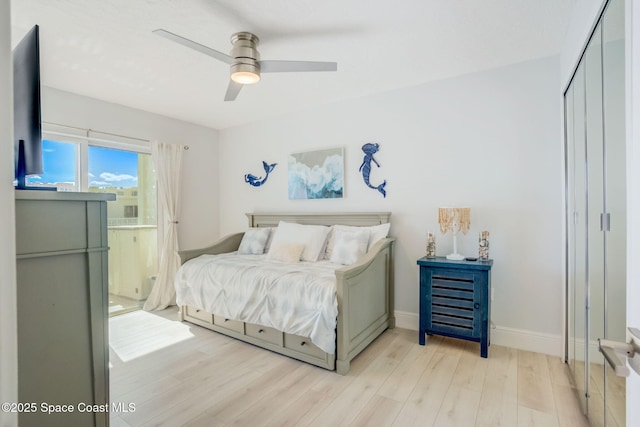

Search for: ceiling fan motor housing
xmin=230 ymin=32 xmax=261 ymax=82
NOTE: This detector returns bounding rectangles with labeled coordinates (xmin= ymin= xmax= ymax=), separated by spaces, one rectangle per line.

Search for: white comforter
xmin=175 ymin=252 xmax=341 ymax=354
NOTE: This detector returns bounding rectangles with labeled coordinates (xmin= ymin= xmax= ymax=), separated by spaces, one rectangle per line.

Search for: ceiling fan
xmin=153 ymin=29 xmax=338 ymax=102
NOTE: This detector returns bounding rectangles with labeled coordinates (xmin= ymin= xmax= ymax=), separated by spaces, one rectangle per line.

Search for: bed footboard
xmin=335 ymin=237 xmax=395 ymax=375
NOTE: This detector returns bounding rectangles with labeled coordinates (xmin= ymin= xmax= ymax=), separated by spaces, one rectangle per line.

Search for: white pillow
xmin=329 ymin=228 xmax=371 ymax=265
xmin=266 ymin=242 xmax=304 ymax=263
xmin=268 ymin=221 xmax=330 ymax=262
xmin=368 ymin=222 xmax=391 ymax=249
xmin=324 ymin=223 xmax=391 ymax=259
xmin=238 ymin=227 xmax=271 ymax=255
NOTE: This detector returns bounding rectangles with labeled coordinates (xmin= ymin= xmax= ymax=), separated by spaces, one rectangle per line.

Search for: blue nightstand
xmin=417 ymin=257 xmax=493 ymax=357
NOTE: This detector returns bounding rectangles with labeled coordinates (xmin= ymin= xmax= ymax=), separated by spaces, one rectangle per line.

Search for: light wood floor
xmin=570 ymin=360 xmax=625 ymax=427
xmin=109 ymin=308 xmax=590 ymax=426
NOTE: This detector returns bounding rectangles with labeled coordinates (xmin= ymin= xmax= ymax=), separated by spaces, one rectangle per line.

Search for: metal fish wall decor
xmin=245 ymin=161 xmax=277 ymax=187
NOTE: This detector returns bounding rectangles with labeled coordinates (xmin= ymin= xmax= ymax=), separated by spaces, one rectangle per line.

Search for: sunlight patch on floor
xmin=109 ymin=310 xmax=194 ymax=362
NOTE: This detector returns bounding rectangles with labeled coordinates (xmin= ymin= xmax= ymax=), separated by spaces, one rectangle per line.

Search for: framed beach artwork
xmin=288 ymin=147 xmax=344 ymax=200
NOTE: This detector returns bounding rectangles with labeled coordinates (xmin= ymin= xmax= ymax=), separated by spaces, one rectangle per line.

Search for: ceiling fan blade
xmin=153 ymin=29 xmax=233 ymax=65
xmin=224 ymin=80 xmax=243 ymax=102
xmin=259 ymin=60 xmax=337 ymax=73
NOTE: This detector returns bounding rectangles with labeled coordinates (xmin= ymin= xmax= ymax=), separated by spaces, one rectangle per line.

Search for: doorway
xmin=88 ymin=146 xmax=158 ymax=316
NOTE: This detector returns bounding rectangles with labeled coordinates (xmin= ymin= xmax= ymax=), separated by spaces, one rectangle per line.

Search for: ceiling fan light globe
xmin=230 ymin=62 xmax=261 ymax=85
xmin=231 ymin=71 xmax=260 ymax=85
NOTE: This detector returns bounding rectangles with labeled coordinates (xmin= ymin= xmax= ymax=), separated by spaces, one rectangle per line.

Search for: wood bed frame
xmin=177 ymin=212 xmax=395 ymax=375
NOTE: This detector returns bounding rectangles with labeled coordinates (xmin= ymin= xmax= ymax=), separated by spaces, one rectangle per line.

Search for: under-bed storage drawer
xmin=246 ymin=324 xmax=283 ymax=346
xmin=214 ymin=315 xmax=244 ymax=334
xmin=180 ymin=306 xmax=335 ymax=371
xmin=284 ymin=333 xmax=325 ymax=359
xmin=184 ymin=306 xmax=213 ymax=324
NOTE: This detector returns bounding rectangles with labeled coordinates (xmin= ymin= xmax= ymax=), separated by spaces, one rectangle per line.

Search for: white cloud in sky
xmin=88 ymin=172 xmax=95 ymax=178
xmin=100 ymin=172 xmax=138 ymax=182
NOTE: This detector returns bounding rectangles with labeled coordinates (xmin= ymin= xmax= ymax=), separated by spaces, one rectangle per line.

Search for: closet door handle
xmin=600 ymin=213 xmax=611 ymax=231
xmin=598 ymin=338 xmax=631 ymax=377
xmin=474 ymin=303 xmax=480 ymax=309
xmin=598 ymin=328 xmax=640 ymax=377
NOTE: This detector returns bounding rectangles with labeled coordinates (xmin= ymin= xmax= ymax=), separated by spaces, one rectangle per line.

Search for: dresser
xmin=417 ymin=257 xmax=493 ymax=357
xmin=15 ymin=191 xmax=115 ymax=427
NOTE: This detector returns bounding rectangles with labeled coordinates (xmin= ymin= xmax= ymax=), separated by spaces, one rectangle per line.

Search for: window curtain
xmin=143 ymin=141 xmax=184 ymax=311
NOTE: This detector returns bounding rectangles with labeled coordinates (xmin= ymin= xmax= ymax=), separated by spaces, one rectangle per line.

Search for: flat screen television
xmin=13 ymin=24 xmax=49 ymax=190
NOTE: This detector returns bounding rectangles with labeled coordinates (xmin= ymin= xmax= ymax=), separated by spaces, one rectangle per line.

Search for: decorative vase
xmin=426 ymin=232 xmax=436 ymax=258
xmin=479 ymin=231 xmax=489 ymax=261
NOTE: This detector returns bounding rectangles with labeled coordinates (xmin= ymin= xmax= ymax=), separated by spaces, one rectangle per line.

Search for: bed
xmin=176 ymin=212 xmax=395 ymax=375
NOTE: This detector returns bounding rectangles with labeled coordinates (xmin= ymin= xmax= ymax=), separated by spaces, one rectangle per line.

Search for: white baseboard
xmin=394 ymin=310 xmax=563 ymax=357
xmin=394 ymin=310 xmax=419 ymax=331
xmin=490 ymin=325 xmax=563 ymax=357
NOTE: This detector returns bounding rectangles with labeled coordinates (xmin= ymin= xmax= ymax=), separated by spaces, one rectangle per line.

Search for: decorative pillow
xmin=238 ymin=227 xmax=271 ymax=255
xmin=263 ymin=227 xmax=277 ymax=253
xmin=266 ymin=242 xmax=304 ymax=263
xmin=324 ymin=223 xmax=391 ymax=259
xmin=329 ymin=228 xmax=371 ymax=265
xmin=268 ymin=221 xmax=330 ymax=261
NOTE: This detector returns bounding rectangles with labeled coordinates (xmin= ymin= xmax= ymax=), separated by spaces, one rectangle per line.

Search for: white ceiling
xmin=11 ymin=0 xmax=575 ymax=130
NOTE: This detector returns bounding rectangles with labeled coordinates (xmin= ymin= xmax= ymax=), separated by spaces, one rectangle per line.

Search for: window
xmin=124 ymin=205 xmax=138 ymax=218
xmin=39 ymin=132 xmax=158 ymax=316
xmin=26 ymin=139 xmax=78 ymax=191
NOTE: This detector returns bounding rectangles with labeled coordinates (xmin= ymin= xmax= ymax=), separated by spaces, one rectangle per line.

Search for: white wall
xmin=0 ymin=0 xmax=18 ymax=425
xmin=41 ymin=87 xmax=221 ymax=250
xmin=218 ymin=55 xmax=563 ymax=354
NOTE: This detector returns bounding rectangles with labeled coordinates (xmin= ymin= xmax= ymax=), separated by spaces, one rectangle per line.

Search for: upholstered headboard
xmin=246 ymin=212 xmax=391 ymax=228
